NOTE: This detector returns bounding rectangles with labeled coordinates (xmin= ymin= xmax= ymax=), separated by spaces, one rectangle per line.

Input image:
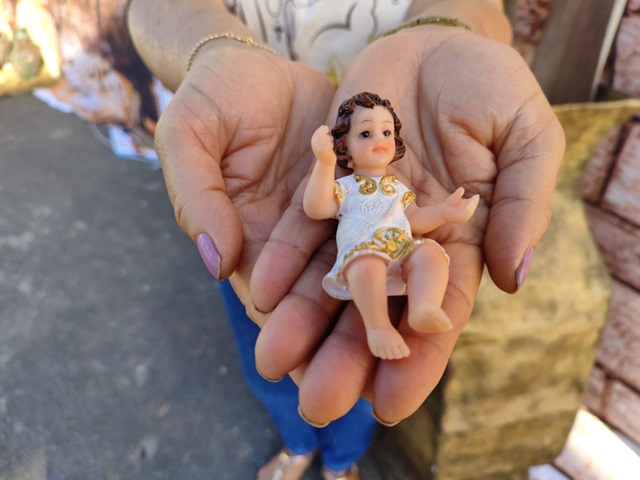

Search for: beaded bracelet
xmin=378 ymin=15 xmax=471 ymax=40
xmin=186 ymin=32 xmax=276 ymax=72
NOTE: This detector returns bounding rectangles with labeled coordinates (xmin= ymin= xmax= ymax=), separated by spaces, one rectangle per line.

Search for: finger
xmin=155 ymin=91 xmax=243 ymax=280
xmin=313 ymin=124 xmax=330 ymax=139
xmin=484 ymin=99 xmax=565 ymax=293
xmin=254 ymin=239 xmax=341 ymax=380
xmin=463 ymin=194 xmax=480 ymax=220
xmin=288 ymin=362 xmax=309 ymax=387
xmin=298 ymin=303 xmax=378 ymax=426
xmin=250 ymin=184 xmax=335 ymax=312
xmin=297 ymin=295 xmax=405 ymax=425
xmin=372 ymin=242 xmax=483 ymax=424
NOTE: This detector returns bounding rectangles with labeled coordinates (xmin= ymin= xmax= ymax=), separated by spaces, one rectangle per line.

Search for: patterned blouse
xmin=225 ymin=0 xmax=412 ymax=85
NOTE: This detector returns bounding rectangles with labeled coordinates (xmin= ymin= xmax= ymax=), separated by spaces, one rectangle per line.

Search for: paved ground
xmin=0 ymin=95 xmax=416 ymax=480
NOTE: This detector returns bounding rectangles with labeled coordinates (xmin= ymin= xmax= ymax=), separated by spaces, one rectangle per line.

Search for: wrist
xmin=186 ymin=32 xmax=276 ymax=72
xmin=378 ymin=16 xmax=471 ymax=40
xmin=184 ymin=34 xmax=283 ymax=89
xmin=128 ymin=0 xmax=267 ymax=90
xmin=404 ymin=0 xmax=512 ymax=44
xmin=315 ymin=154 xmax=337 ymax=168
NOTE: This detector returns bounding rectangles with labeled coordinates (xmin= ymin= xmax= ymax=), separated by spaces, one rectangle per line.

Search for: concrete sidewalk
xmin=0 ymin=95 xmax=415 ymax=480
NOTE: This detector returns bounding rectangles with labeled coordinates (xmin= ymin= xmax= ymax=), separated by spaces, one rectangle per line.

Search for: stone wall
xmin=391 ymin=100 xmax=640 ymax=479
xmin=581 ymin=113 xmax=640 ymax=448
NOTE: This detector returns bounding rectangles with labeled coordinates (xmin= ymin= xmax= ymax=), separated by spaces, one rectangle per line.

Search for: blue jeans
xmin=219 ymin=280 xmax=377 ymax=472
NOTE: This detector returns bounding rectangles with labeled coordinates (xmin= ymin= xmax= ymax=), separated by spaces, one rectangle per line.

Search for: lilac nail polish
xmin=196 ymin=233 xmax=220 ymax=279
xmin=515 ymin=246 xmax=534 ymax=290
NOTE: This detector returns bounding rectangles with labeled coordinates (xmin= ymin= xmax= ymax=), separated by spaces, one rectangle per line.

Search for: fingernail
xmin=515 ymin=246 xmax=534 ymax=291
xmin=372 ymin=408 xmax=401 ymax=427
xmin=256 ymin=364 xmax=283 ymax=383
xmin=196 ymin=233 xmax=220 ymax=279
xmin=254 ymin=305 xmax=273 ymax=315
xmin=298 ymin=405 xmax=329 ymax=428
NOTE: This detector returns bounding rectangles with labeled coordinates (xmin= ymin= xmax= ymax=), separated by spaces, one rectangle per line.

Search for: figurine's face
xmin=345 ymin=106 xmax=395 ymax=172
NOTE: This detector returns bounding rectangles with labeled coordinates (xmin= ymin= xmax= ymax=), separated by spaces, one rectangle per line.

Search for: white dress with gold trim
xmin=323 ymin=174 xmax=421 ymax=300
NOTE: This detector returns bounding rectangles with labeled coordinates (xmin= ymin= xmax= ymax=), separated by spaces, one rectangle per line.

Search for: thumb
xmin=484 ymin=107 xmax=565 ymax=293
xmin=447 ymin=186 xmax=465 ymax=205
xmin=178 ymin=189 xmax=243 ymax=281
xmin=154 ymin=102 xmax=243 ymax=280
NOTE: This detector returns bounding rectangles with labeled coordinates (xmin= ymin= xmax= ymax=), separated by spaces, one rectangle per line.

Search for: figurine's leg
xmin=403 ymin=242 xmax=453 ymax=333
xmin=344 ymin=255 xmax=410 ymax=359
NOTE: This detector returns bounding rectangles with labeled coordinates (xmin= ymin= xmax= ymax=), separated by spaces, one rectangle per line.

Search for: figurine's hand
xmin=311 ymin=125 xmax=337 ymax=166
xmin=154 ymin=44 xmax=334 ymax=316
xmin=443 ymin=188 xmax=480 ymax=223
xmin=252 ymin=25 xmax=564 ymax=426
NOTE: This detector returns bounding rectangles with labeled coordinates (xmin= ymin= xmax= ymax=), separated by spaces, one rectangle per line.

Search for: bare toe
xmin=398 ymin=343 xmax=410 ymax=358
xmin=376 ymin=347 xmax=388 ymax=360
xmin=366 ymin=327 xmax=410 ymax=359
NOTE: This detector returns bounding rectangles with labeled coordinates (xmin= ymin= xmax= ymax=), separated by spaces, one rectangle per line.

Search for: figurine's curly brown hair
xmin=331 ymin=92 xmax=406 ymax=170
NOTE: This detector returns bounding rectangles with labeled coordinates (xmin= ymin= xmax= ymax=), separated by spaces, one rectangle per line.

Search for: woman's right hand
xmin=154 ymin=43 xmax=335 ymax=318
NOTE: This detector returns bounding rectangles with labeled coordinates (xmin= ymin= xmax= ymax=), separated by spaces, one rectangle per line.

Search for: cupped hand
xmin=252 ymin=26 xmax=565 ymax=424
xmin=153 ymin=44 xmax=334 ymax=317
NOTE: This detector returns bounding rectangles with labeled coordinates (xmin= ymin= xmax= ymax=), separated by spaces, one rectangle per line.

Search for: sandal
xmin=257 ymin=447 xmax=315 ymax=480
xmin=322 ymin=464 xmax=359 ymax=480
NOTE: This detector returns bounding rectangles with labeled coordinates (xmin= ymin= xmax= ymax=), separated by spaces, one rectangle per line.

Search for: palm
xmin=252 ymin=29 xmax=564 ymax=424
xmin=155 ymin=48 xmax=334 ymax=311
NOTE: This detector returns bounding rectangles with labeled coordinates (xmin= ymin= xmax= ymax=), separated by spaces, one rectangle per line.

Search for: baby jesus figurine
xmin=304 ymin=92 xmax=479 ymax=360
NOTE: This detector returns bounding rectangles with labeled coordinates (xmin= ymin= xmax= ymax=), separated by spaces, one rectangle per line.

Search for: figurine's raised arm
xmin=406 ymin=187 xmax=480 ymax=235
xmin=303 ymin=125 xmax=340 ymax=220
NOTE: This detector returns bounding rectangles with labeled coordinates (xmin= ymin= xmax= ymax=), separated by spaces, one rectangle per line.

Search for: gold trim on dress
xmin=354 ymin=175 xmax=398 ymax=195
xmin=355 ymin=175 xmax=377 ymax=195
xmin=333 ymin=181 xmax=345 ymax=204
xmin=380 ymin=175 xmax=396 ymax=195
xmin=343 ymin=227 xmax=415 ymax=266
xmin=402 ymin=191 xmax=416 ymax=208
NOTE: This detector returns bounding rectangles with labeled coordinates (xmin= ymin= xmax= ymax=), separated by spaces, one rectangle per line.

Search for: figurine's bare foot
xmin=409 ymin=304 xmax=453 ymax=333
xmin=366 ymin=327 xmax=410 ymax=359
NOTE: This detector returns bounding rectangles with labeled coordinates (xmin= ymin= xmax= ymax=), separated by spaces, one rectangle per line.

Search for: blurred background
xmin=1 ymin=1 xmax=640 ymax=479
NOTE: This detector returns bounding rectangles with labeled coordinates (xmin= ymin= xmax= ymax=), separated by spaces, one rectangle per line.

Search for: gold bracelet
xmin=186 ymin=32 xmax=276 ymax=71
xmin=378 ymin=16 xmax=470 ymax=40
